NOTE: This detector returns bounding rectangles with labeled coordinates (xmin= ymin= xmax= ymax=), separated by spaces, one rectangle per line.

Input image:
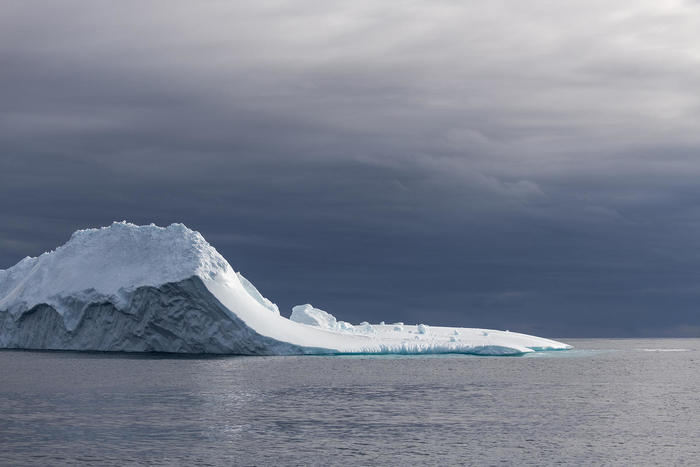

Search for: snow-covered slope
xmin=0 ymin=222 xmax=571 ymax=355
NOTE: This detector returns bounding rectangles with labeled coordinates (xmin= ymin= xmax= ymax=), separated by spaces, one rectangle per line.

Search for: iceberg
xmin=0 ymin=222 xmax=571 ymax=356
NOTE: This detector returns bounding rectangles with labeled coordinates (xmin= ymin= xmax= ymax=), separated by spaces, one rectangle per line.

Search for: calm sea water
xmin=1 ymin=339 xmax=699 ymax=466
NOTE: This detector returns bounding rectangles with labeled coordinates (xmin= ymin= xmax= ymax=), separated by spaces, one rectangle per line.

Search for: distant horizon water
xmin=2 ymin=338 xmax=699 ymax=465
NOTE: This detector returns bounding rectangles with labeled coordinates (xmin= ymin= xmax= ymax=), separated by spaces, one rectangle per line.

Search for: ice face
xmin=237 ymin=272 xmax=280 ymax=315
xmin=0 ymin=222 xmax=572 ymax=356
xmin=289 ymin=304 xmax=354 ymax=332
xmin=290 ymin=304 xmax=337 ymax=329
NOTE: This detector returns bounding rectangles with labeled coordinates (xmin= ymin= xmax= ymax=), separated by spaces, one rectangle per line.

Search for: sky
xmin=2 ymin=1 xmax=700 ymax=337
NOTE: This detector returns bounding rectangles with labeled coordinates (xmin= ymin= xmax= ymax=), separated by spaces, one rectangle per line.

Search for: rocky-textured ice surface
xmin=0 ymin=222 xmax=571 ymax=355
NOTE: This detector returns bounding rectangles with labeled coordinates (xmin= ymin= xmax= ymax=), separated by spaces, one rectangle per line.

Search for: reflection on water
xmin=1 ymin=339 xmax=699 ymax=465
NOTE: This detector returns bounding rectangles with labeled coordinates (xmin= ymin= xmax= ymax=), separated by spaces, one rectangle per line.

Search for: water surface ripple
xmin=1 ymin=339 xmax=699 ymax=465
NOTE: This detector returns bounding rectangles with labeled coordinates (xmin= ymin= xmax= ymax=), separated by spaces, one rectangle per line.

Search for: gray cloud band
xmin=2 ymin=0 xmax=699 ymax=336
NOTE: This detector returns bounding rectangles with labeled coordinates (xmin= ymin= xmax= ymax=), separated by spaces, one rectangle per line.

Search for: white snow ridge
xmin=0 ymin=222 xmax=571 ymax=355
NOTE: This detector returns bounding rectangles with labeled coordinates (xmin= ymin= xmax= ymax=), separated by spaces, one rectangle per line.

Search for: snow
xmin=0 ymin=221 xmax=230 ymax=314
xmin=290 ymin=304 xmax=356 ymax=332
xmin=0 ymin=222 xmax=572 ymax=356
xmin=236 ymin=272 xmax=279 ymax=315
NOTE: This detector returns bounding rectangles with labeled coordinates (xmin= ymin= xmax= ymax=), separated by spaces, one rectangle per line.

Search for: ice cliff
xmin=0 ymin=222 xmax=571 ymax=355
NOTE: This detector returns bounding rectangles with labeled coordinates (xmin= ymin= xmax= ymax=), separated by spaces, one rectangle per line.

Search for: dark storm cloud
xmin=2 ymin=0 xmax=700 ymax=336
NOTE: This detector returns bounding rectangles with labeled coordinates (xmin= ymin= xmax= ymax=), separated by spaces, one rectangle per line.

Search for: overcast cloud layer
xmin=2 ymin=0 xmax=700 ymax=336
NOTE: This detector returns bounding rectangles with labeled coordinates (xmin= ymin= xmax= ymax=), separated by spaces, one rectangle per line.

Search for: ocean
xmin=1 ymin=338 xmax=698 ymax=466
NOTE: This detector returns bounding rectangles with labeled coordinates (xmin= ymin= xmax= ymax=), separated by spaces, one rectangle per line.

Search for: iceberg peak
xmin=0 ymin=221 xmax=233 ymax=314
